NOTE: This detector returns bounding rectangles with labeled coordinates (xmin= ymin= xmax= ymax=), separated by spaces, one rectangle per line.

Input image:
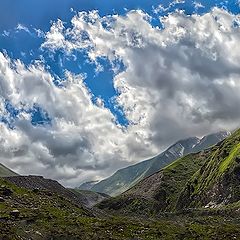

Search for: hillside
xmin=90 ymin=132 xmax=229 ymax=196
xmin=78 ymin=180 xmax=100 ymax=191
xmin=1 ymin=176 xmax=240 ymax=239
xmin=177 ymin=129 xmax=240 ymax=209
xmin=3 ymin=175 xmax=109 ymax=209
xmin=97 ymin=148 xmax=214 ymax=215
xmin=71 ymin=189 xmax=110 ymax=207
xmin=1 ymin=132 xmax=240 ymax=239
xmin=0 ymin=163 xmax=19 ymax=177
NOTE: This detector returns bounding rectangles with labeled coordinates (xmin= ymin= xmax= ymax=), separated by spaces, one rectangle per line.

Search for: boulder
xmin=10 ymin=210 xmax=20 ymax=218
xmin=0 ymin=185 xmax=13 ymax=196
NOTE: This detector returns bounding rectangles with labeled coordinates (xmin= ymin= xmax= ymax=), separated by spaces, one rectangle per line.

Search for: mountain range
xmin=84 ymin=131 xmax=230 ymax=196
xmin=1 ymin=129 xmax=240 ymax=239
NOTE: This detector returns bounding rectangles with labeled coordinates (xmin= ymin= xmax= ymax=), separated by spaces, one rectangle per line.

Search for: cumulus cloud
xmin=0 ymin=52 xmax=155 ymax=186
xmin=1 ymin=8 xmax=240 ymax=186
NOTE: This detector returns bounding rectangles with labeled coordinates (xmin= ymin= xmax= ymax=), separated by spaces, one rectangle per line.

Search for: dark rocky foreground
xmin=0 ymin=175 xmax=240 ymax=239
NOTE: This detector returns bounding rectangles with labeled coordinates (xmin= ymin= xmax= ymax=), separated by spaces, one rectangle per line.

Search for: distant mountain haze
xmin=85 ymin=131 xmax=230 ymax=196
xmin=78 ymin=181 xmax=100 ymax=191
xmin=0 ymin=163 xmax=19 ymax=177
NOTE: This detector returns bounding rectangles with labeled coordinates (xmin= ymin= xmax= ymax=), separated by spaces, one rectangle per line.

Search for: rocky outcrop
xmin=4 ymin=175 xmax=88 ymax=207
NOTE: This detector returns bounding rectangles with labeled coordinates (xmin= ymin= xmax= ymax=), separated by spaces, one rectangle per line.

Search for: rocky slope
xmin=0 ymin=163 xmax=19 ymax=177
xmin=97 ymin=148 xmax=214 ymax=215
xmin=90 ymin=131 xmax=229 ymax=196
xmin=4 ymin=175 xmax=88 ymax=207
xmin=71 ymin=189 xmax=110 ymax=207
xmin=4 ymin=175 xmax=109 ymax=208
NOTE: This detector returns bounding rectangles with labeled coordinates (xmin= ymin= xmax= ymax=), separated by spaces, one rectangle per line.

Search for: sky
xmin=0 ymin=0 xmax=239 ymax=187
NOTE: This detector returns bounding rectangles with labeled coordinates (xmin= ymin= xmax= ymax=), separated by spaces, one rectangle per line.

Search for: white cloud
xmin=193 ymin=2 xmax=205 ymax=10
xmin=16 ymin=24 xmax=31 ymax=34
xmin=42 ymin=7 xmax=240 ymax=144
xmin=0 ymin=52 xmax=156 ymax=186
xmin=2 ymin=30 xmax=10 ymax=37
xmin=1 ymin=8 xmax=240 ymax=186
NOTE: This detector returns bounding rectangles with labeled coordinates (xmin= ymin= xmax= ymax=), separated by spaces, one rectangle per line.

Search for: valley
xmin=1 ymin=130 xmax=240 ymax=239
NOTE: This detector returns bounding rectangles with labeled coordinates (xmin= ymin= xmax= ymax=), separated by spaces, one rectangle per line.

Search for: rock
xmin=0 ymin=186 xmax=13 ymax=196
xmin=10 ymin=210 xmax=20 ymax=218
xmin=32 ymin=188 xmax=39 ymax=193
xmin=0 ymin=197 xmax=4 ymax=202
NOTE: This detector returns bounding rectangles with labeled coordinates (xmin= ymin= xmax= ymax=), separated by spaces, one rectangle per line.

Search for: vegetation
xmin=178 ymin=129 xmax=240 ymax=209
xmin=97 ymin=148 xmax=215 ymax=215
xmin=91 ymin=132 xmax=228 ymax=196
xmin=1 ymin=176 xmax=240 ymax=239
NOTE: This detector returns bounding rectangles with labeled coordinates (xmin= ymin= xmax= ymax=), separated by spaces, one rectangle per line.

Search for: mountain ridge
xmin=0 ymin=163 xmax=19 ymax=177
xmin=88 ymin=131 xmax=230 ymax=196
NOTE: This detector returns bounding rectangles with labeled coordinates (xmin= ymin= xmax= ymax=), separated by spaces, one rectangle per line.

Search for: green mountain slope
xmin=1 ymin=132 xmax=240 ymax=239
xmin=177 ymin=129 xmax=240 ymax=209
xmin=0 ymin=163 xmax=19 ymax=177
xmin=91 ymin=132 xmax=229 ymax=196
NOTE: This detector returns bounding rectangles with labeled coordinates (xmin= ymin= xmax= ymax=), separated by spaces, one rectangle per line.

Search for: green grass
xmin=177 ymin=129 xmax=240 ymax=209
xmin=219 ymin=143 xmax=240 ymax=173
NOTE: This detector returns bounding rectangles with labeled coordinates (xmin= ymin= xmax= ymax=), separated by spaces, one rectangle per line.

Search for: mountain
xmin=71 ymin=189 xmax=110 ymax=207
xmin=78 ymin=180 xmax=100 ymax=190
xmin=90 ymin=131 xmax=230 ymax=196
xmin=4 ymin=175 xmax=109 ymax=209
xmin=0 ymin=163 xmax=19 ymax=177
xmin=97 ymin=148 xmax=214 ymax=215
xmin=97 ymin=129 xmax=240 ymax=216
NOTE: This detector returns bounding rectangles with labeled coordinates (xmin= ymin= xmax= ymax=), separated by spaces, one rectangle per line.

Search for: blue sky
xmin=0 ymin=0 xmax=240 ymax=185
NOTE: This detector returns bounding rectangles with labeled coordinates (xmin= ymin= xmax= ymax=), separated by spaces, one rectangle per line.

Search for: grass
xmin=177 ymin=129 xmax=240 ymax=209
xmin=98 ymin=150 xmax=212 ymax=215
xmin=219 ymin=143 xmax=240 ymax=173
